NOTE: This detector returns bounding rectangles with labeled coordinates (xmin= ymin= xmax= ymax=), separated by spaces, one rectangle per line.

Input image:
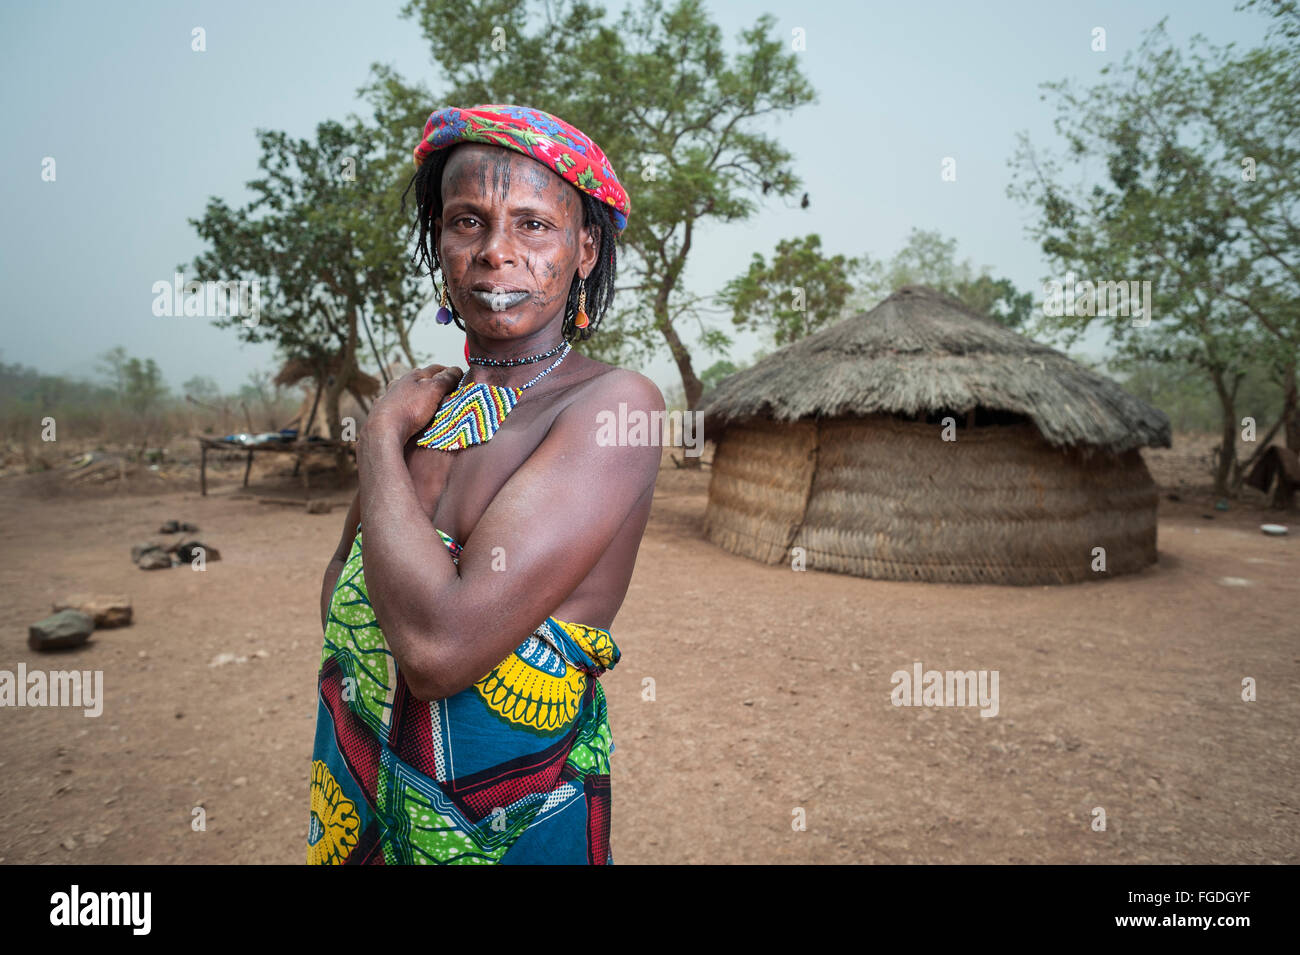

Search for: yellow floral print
xmin=307 ymin=760 xmax=360 ymax=865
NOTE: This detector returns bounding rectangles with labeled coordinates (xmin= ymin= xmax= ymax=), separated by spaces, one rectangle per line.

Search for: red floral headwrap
xmin=413 ymin=104 xmax=630 ymax=233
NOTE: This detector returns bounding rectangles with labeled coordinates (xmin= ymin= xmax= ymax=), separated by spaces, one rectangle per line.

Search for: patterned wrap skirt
xmin=308 ymin=528 xmax=620 ymax=864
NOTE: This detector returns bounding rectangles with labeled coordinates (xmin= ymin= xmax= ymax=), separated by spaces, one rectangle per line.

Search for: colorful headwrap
xmin=413 ymin=104 xmax=630 ymax=233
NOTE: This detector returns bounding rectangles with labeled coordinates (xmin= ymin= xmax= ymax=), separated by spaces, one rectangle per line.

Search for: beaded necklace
xmin=415 ymin=341 xmax=572 ymax=451
xmin=467 ymin=339 xmax=567 ymax=367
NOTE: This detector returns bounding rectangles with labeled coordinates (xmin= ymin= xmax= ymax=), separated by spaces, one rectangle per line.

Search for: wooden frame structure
xmin=196 ymin=436 xmax=355 ymax=497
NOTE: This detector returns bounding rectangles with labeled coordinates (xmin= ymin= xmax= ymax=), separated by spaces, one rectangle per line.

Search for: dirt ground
xmin=0 ymin=434 xmax=1295 ymax=864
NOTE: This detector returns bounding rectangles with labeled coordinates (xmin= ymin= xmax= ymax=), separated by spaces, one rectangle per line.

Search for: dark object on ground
xmin=28 ymin=610 xmax=95 ymax=651
xmin=131 ymin=541 xmax=164 ymax=562
xmin=175 ymin=541 xmax=221 ymax=563
xmin=1245 ymin=445 xmax=1300 ymax=510
xmin=52 ymin=595 xmax=132 ymax=628
xmin=1166 ymin=492 xmax=1181 ymax=502
xmin=136 ymin=547 xmax=173 ymax=570
xmin=306 ymin=500 xmax=332 ymax=514
xmin=158 ymin=520 xmax=200 ymax=534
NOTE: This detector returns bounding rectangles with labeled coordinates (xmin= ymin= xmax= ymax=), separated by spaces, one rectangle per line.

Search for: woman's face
xmin=434 ymin=143 xmax=596 ymax=343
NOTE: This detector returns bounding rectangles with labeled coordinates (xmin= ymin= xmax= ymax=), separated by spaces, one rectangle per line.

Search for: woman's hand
xmin=362 ymin=363 xmax=464 ymax=443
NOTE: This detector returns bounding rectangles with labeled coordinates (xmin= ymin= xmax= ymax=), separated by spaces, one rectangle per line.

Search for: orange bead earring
xmin=574 ymin=277 xmax=589 ymax=329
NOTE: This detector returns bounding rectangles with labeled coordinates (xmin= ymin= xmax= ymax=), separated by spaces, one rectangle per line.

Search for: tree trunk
xmin=1282 ymin=355 xmax=1299 ymax=453
xmin=1231 ymin=412 xmax=1286 ymax=493
xmin=1209 ymin=366 xmax=1236 ymax=498
xmin=392 ymin=312 xmax=419 ymax=369
xmin=325 ymin=308 xmax=360 ymax=479
xmin=358 ymin=305 xmax=389 ymax=389
xmin=304 ymin=369 xmax=325 ymax=438
xmin=657 ymin=312 xmax=704 ymax=471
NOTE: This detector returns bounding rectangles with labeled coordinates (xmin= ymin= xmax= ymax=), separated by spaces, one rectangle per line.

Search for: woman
xmin=307 ymin=105 xmax=663 ymax=865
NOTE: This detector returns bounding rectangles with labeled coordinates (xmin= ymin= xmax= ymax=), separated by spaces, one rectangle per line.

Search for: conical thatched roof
xmin=697 ymin=285 xmax=1171 ymax=455
xmin=273 ymin=355 xmax=381 ymax=399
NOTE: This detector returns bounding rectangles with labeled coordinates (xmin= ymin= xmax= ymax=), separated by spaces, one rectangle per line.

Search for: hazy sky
xmin=0 ymin=0 xmax=1272 ymax=396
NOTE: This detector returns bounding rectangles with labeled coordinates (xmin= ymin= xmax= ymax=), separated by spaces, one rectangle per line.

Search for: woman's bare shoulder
xmin=573 ymin=364 xmax=665 ymax=416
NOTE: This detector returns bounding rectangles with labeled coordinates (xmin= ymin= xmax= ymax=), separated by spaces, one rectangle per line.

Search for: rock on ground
xmin=28 ymin=609 xmax=95 ymax=651
xmin=52 ymin=594 xmax=133 ymax=628
xmin=135 ymin=548 xmax=173 ymax=570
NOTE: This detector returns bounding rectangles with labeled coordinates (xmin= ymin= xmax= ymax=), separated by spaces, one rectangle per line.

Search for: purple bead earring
xmin=435 ymin=280 xmax=453 ymax=324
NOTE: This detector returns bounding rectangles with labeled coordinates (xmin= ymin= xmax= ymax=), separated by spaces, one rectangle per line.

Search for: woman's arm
xmin=320 ymin=491 xmax=362 ymax=631
xmin=359 ymin=367 xmax=663 ymax=702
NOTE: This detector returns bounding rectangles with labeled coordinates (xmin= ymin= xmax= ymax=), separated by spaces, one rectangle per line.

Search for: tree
xmin=182 ymin=376 xmax=222 ymax=403
xmin=699 ymin=358 xmax=740 ymax=396
xmin=717 ymin=235 xmax=864 ymax=346
xmin=121 ymin=358 xmax=167 ymax=417
xmin=98 ymin=346 xmax=169 ymax=459
xmin=237 ymin=369 xmax=293 ymax=432
xmin=1007 ymin=17 xmax=1300 ymax=496
xmin=1239 ymin=0 xmax=1300 ymax=49
xmin=97 ymin=346 xmax=131 ymax=399
xmin=850 ymin=229 xmax=1034 ymax=329
xmin=188 ymin=114 xmax=428 ymax=474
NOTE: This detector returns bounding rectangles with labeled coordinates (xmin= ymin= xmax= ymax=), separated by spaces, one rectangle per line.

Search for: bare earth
xmin=0 ymin=435 xmax=1295 ymax=864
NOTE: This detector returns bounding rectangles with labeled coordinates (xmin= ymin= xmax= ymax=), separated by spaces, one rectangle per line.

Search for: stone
xmin=28 ymin=610 xmax=95 ymax=651
xmin=305 ymin=500 xmax=331 ymax=515
xmin=130 ymin=541 xmax=166 ymax=562
xmin=136 ymin=548 xmax=173 ymax=570
xmin=52 ymin=594 xmax=133 ymax=628
xmin=176 ymin=541 xmax=220 ymax=563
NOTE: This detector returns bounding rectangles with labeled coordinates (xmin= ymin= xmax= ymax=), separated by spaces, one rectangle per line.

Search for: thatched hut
xmin=273 ymin=355 xmax=382 ymax=404
xmin=696 ymin=285 xmax=1172 ymax=585
xmin=274 ymin=355 xmax=384 ymax=438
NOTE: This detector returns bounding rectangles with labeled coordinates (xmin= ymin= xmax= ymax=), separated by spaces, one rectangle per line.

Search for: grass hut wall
xmin=696 ymin=285 xmax=1173 ymax=586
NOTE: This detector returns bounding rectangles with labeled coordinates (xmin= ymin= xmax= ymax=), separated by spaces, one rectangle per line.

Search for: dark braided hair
xmin=401 ymin=145 xmax=619 ymax=343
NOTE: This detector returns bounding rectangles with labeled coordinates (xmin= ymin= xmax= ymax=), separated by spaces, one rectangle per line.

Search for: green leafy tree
xmin=97 ymin=346 xmax=169 ymax=458
xmin=851 ymin=229 xmax=1034 ymax=329
xmin=182 ymin=375 xmax=222 ymax=403
xmin=97 ymin=346 xmax=131 ymax=399
xmin=699 ymin=358 xmax=740 ymax=396
xmin=717 ymin=235 xmax=864 ymax=346
xmin=1008 ymin=16 xmax=1300 ymax=495
xmin=98 ymin=345 xmax=167 ymax=413
xmin=122 ymin=358 xmax=167 ymax=416
xmin=1240 ymin=0 xmax=1300 ymax=49
xmin=188 ymin=115 xmax=428 ymax=472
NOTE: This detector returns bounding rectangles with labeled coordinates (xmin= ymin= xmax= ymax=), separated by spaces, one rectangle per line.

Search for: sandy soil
xmin=0 ymin=435 xmax=1295 ymax=864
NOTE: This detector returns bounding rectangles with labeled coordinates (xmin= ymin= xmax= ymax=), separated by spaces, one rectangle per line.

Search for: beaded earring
xmin=574 ymin=277 xmax=589 ymax=329
xmin=435 ymin=279 xmax=453 ymax=325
